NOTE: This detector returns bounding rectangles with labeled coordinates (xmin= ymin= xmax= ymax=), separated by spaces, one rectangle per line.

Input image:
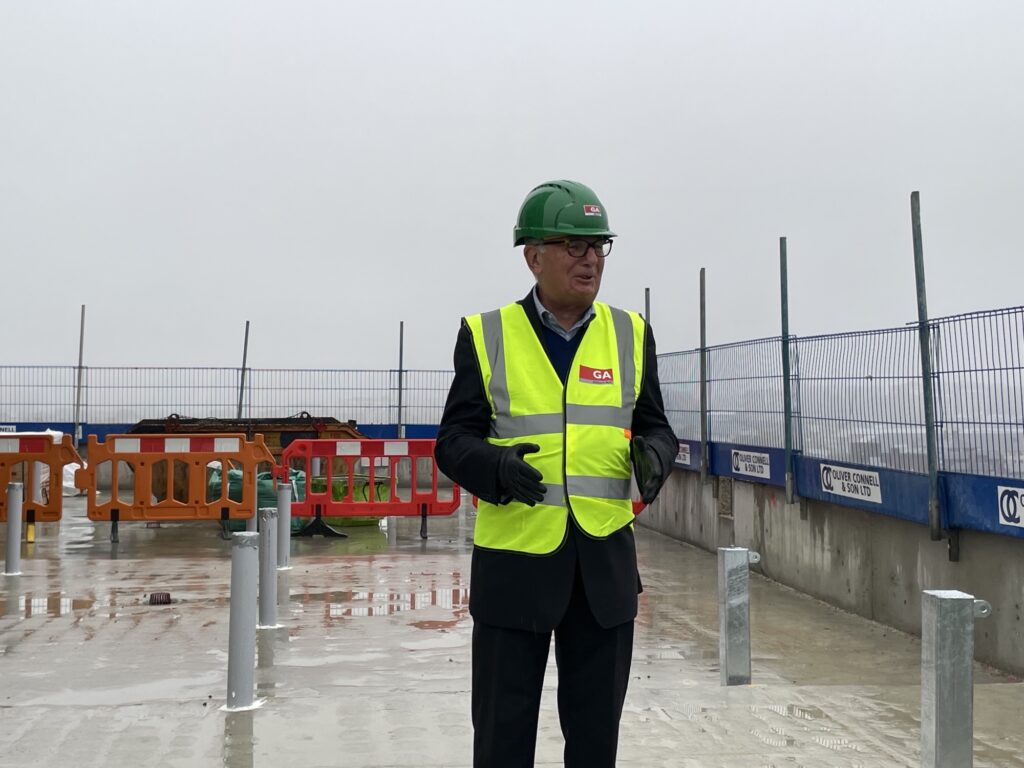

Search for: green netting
xmin=212 ymin=468 xmax=390 ymax=532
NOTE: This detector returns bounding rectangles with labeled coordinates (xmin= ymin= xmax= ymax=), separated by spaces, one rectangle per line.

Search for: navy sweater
xmin=540 ymin=325 xmax=585 ymax=384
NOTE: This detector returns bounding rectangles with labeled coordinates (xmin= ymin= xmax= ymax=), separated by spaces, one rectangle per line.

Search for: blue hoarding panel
xmin=942 ymin=472 xmax=1024 ymax=540
xmin=0 ymin=422 xmax=131 ymax=445
xmin=355 ymin=424 xmax=438 ymax=439
xmin=673 ymin=439 xmax=702 ymax=472
xmin=794 ymin=455 xmax=930 ymax=526
xmin=708 ymin=443 xmax=786 ymax=488
xmin=0 ymin=422 xmax=73 ymax=434
xmin=357 ymin=424 xmax=399 ymax=439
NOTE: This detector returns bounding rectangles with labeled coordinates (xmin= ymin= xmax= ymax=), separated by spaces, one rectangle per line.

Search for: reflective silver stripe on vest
xmin=610 ymin=307 xmax=638 ymax=414
xmin=567 ymin=475 xmax=632 ymax=500
xmin=565 ymin=404 xmax=631 ymax=429
xmin=493 ymin=412 xmax=562 ymax=438
xmin=480 ymin=309 xmax=508 ymax=417
xmin=540 ymin=483 xmax=565 ymax=508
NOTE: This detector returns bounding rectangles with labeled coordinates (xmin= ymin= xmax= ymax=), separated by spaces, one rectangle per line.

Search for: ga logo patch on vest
xmin=579 ymin=365 xmax=615 ymax=384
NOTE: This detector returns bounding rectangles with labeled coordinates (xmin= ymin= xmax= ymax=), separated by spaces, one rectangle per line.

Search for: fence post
xmin=245 ymin=469 xmax=258 ymax=533
xmin=72 ymin=304 xmax=86 ymax=446
xmin=277 ymin=484 xmax=291 ymax=570
xmin=718 ymin=546 xmax=761 ymax=685
xmin=780 ymin=237 xmax=795 ymax=504
xmin=644 ymin=287 xmax=651 ymax=325
xmin=4 ymin=483 xmax=24 ymax=575
xmin=237 ymin=320 xmax=250 ymax=421
xmin=911 ymin=192 xmax=944 ymax=546
xmin=921 ymin=589 xmax=991 ymax=768
xmin=397 ymin=320 xmax=405 ymax=439
xmin=258 ymin=507 xmax=278 ymax=628
xmin=226 ymin=532 xmax=259 ymax=710
xmin=699 ymin=268 xmax=709 ymax=482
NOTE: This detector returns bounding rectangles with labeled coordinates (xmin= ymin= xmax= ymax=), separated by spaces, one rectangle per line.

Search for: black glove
xmin=631 ymin=436 xmax=664 ymax=505
xmin=496 ymin=443 xmax=546 ymax=506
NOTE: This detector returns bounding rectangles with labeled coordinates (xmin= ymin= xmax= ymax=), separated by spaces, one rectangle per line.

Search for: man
xmin=435 ymin=180 xmax=678 ymax=767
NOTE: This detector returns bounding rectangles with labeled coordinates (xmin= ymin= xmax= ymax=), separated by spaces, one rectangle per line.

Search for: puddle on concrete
xmin=293 ymin=586 xmax=469 ymax=620
xmin=410 ymin=618 xmax=461 ymax=630
xmin=400 ymin=634 xmax=466 ymax=651
xmin=0 ymin=594 xmax=97 ymax=618
xmin=19 ymin=670 xmax=223 ymax=706
xmin=280 ymin=652 xmax=390 ymax=667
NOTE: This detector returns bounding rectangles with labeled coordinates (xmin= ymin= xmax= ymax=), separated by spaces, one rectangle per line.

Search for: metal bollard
xmin=718 ymin=546 xmax=761 ymax=686
xmin=5 ymin=483 xmax=24 ymax=575
xmin=276 ymin=484 xmax=291 ymax=570
xmin=258 ymin=508 xmax=278 ymax=629
xmin=921 ymin=589 xmax=992 ymax=768
xmin=244 ymin=471 xmax=258 ymax=533
xmin=226 ymin=532 xmax=259 ymax=710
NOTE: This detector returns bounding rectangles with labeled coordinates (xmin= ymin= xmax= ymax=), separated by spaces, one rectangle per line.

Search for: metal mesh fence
xmin=933 ymin=307 xmax=1024 ymax=479
xmin=0 ymin=366 xmax=78 ymax=424
xmin=0 ymin=366 xmax=453 ymax=428
xmin=706 ymin=337 xmax=787 ymax=449
xmin=0 ymin=305 xmax=1020 ymax=481
xmin=400 ymin=370 xmax=456 ymax=426
xmin=657 ymin=350 xmax=701 ymax=441
xmin=84 ymin=367 xmax=240 ymax=424
xmin=795 ymin=327 xmax=928 ymax=473
xmin=245 ymin=368 xmax=395 ymax=424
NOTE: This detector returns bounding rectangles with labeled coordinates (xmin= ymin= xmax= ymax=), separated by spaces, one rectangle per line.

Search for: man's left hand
xmin=631 ymin=435 xmax=665 ymax=505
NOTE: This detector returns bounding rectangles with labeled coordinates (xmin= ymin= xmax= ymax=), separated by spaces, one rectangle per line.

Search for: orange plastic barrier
xmin=75 ymin=434 xmax=275 ymax=532
xmin=278 ymin=438 xmax=460 ymax=536
xmin=0 ymin=433 xmax=84 ymax=523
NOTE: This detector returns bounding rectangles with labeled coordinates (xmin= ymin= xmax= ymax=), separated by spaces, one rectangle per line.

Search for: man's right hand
xmin=496 ymin=443 xmax=546 ymax=506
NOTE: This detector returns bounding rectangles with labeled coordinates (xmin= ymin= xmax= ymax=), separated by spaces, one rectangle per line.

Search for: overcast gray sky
xmin=2 ymin=1 xmax=1021 ymax=370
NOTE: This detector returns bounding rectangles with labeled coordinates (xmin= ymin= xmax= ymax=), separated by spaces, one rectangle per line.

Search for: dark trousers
xmin=471 ymin=572 xmax=635 ymax=768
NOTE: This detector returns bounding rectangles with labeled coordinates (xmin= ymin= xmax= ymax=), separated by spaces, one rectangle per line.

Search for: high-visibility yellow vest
xmin=464 ymin=300 xmax=645 ymax=555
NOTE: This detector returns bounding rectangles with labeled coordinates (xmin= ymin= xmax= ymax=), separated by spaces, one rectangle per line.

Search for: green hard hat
xmin=513 ymin=180 xmax=616 ymax=246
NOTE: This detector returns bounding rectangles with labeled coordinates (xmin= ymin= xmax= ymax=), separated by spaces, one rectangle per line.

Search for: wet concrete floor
xmin=1 ymin=496 xmax=1022 ymax=767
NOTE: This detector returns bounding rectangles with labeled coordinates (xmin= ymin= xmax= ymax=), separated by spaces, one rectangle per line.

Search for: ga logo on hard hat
xmin=583 ymin=204 xmax=602 ymax=216
xmin=580 ymin=365 xmax=614 ymax=384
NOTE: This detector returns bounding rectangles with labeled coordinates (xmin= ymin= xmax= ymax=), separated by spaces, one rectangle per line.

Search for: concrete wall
xmin=641 ymin=468 xmax=1024 ymax=675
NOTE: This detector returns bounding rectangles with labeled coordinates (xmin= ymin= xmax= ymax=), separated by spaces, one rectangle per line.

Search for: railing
xmin=707 ymin=337 xmax=787 ymax=450
xmin=0 ymin=366 xmax=454 ymax=430
xmin=657 ymin=350 xmax=701 ymax=445
xmin=932 ymin=306 xmax=1024 ymax=480
xmin=796 ymin=326 xmax=927 ymax=474
xmin=655 ymin=306 xmax=1023 ymax=482
xmin=1 ymin=305 xmax=1021 ymax=483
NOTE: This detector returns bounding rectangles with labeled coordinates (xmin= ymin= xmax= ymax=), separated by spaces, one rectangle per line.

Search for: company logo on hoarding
xmin=0 ymin=425 xmax=15 ymax=433
xmin=676 ymin=443 xmax=691 ymax=466
xmin=731 ymin=449 xmax=771 ymax=479
xmin=820 ymin=463 xmax=883 ymax=504
xmin=999 ymin=487 xmax=1023 ymax=527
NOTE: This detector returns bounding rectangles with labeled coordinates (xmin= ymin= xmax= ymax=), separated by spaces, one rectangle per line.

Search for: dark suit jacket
xmin=435 ymin=292 xmax=678 ymax=632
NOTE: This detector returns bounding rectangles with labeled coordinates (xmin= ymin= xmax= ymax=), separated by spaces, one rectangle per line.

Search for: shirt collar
xmin=532 ymin=286 xmax=595 ymax=340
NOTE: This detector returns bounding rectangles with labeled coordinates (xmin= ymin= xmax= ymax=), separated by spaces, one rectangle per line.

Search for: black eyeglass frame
xmin=530 ymin=237 xmax=614 ymax=258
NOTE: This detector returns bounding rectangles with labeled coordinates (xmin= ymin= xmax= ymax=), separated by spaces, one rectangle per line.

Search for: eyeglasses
xmin=536 ymin=238 xmax=614 ymax=258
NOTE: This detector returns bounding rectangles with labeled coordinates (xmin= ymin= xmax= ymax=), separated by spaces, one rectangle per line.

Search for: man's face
xmin=524 ymin=239 xmax=608 ymax=308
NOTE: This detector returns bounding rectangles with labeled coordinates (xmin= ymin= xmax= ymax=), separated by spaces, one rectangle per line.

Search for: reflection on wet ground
xmin=0 ymin=496 xmax=1022 ymax=766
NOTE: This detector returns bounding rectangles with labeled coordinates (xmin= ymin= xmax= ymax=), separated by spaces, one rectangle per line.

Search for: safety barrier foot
xmin=420 ymin=505 xmax=428 ymax=540
xmin=294 ymin=517 xmax=348 ymax=538
xmin=110 ymin=513 xmax=120 ymax=544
